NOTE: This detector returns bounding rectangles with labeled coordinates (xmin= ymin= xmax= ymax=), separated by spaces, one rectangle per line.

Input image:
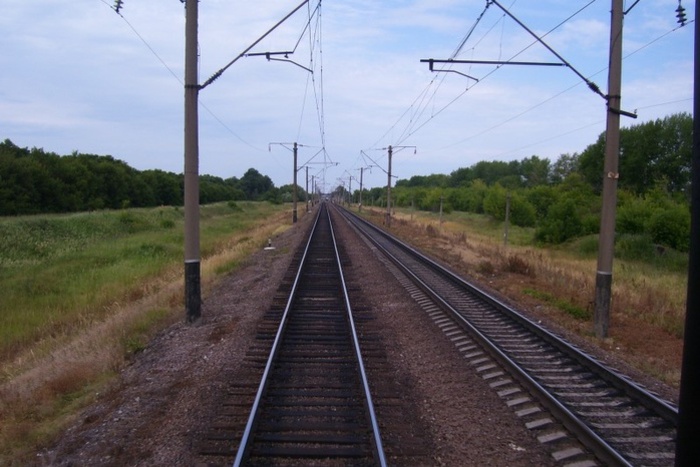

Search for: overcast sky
xmin=1 ymin=0 xmax=694 ymax=191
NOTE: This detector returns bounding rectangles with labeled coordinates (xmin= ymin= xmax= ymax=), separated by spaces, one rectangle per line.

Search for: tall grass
xmin=0 ymin=202 xmax=284 ymax=369
xmin=0 ymin=201 xmax=291 ymax=463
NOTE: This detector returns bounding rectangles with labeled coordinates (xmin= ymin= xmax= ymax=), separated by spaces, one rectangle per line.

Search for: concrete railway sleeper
xmin=231 ymin=203 xmax=386 ymax=466
xmin=335 ymin=204 xmax=678 ymax=467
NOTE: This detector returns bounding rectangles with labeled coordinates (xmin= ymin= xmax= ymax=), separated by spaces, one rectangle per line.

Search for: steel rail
xmin=233 ymin=204 xmax=386 ymax=466
xmin=337 ymin=205 xmax=677 ymax=466
xmin=343 ymin=207 xmax=678 ymax=424
xmin=328 ymin=207 xmax=387 ymax=467
xmin=232 ymin=207 xmax=321 ymax=466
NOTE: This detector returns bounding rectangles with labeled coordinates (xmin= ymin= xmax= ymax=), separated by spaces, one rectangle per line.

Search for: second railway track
xmin=337 ymin=203 xmax=678 ymax=466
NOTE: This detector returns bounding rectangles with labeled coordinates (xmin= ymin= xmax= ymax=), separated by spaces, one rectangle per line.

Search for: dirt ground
xmin=40 ymin=206 xmax=677 ymax=466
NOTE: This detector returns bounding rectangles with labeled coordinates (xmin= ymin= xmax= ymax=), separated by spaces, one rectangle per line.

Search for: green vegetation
xmin=0 ymin=201 xmax=290 ymax=464
xmin=0 ymin=202 xmax=284 ymax=363
xmin=523 ymin=288 xmax=591 ymax=320
xmin=352 ymin=113 xmax=692 ymax=259
xmin=0 ymin=140 xmax=307 ymax=215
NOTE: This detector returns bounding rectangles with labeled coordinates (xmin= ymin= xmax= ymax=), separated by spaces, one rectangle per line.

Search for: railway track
xmin=336 ymin=204 xmax=678 ymax=467
xmin=230 ymin=203 xmax=385 ymax=466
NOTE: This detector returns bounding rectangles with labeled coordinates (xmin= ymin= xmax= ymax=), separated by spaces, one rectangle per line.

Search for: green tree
xmin=519 ymin=155 xmax=550 ymax=187
xmin=238 ymin=168 xmax=274 ymax=200
xmin=578 ymin=113 xmax=692 ymax=196
xmin=550 ymin=153 xmax=579 ymax=184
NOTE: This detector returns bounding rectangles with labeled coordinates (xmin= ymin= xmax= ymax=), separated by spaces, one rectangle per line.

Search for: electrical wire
xmin=102 ymin=0 xmax=265 ymax=152
xmin=439 ymin=18 xmax=694 ymax=152
xmin=373 ymin=1 xmax=600 ymax=149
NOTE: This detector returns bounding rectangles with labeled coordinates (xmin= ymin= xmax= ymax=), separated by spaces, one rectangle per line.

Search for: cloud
xmin=0 ymin=0 xmax=694 ymax=189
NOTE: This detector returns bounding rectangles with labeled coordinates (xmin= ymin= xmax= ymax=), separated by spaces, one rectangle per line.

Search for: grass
xmin=523 ymin=288 xmax=591 ymax=320
xmin=392 ymin=206 xmax=688 ymax=338
xmin=0 ymin=201 xmax=291 ymax=463
xmin=0 ymin=202 xmax=288 ymax=366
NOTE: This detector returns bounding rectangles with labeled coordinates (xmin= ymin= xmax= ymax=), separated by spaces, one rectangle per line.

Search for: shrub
xmin=483 ymin=186 xmax=536 ymax=227
xmin=510 ymin=194 xmax=537 ymax=227
xmin=617 ymin=197 xmax=651 ymax=234
xmin=425 ymin=224 xmax=439 ymax=237
xmin=504 ymin=255 xmax=534 ymax=276
xmin=526 ymin=185 xmax=557 ymax=219
xmin=615 ymin=234 xmax=656 ymax=262
xmin=483 ymin=184 xmax=506 ymax=220
xmin=227 ymin=201 xmax=243 ymax=211
xmin=535 ymin=198 xmax=584 ymax=244
xmin=647 ymin=205 xmax=690 ymax=251
xmin=573 ymin=235 xmax=599 ymax=257
xmin=477 ymin=260 xmax=495 ymax=275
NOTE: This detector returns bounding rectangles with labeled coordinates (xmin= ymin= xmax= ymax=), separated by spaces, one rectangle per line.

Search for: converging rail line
xmin=232 ymin=203 xmax=385 ymax=466
xmin=336 ymin=204 xmax=678 ymax=467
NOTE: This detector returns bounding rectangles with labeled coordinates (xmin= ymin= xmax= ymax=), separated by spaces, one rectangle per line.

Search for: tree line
xmin=0 ymin=139 xmax=306 ymax=216
xmin=355 ymin=113 xmax=692 ymax=252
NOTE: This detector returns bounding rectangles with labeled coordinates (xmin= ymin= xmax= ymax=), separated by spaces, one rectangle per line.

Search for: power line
xmin=102 ymin=0 xmax=265 ymax=153
xmin=373 ymin=1 xmax=598 ymax=149
xmin=437 ymin=20 xmax=693 ymax=152
xmin=381 ymin=1 xmax=690 ymax=156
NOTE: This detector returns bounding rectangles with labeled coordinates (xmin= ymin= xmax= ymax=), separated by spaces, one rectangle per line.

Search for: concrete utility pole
xmin=293 ymin=142 xmax=298 ymax=223
xmin=675 ymin=2 xmax=698 ymax=464
xmin=270 ymin=142 xmax=302 ymax=223
xmin=386 ymin=145 xmax=393 ymax=227
xmin=184 ymin=0 xmax=201 ymax=322
xmin=358 ymin=166 xmax=371 ymax=212
xmin=504 ymin=191 xmax=511 ymax=246
xmin=594 ymin=0 xmax=624 ymax=339
xmin=305 ymin=166 xmax=309 ymax=212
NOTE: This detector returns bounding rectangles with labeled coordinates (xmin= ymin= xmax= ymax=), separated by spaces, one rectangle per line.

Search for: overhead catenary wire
xmin=200 ymin=0 xmax=311 ymax=90
xmin=379 ymin=0 xmax=688 ymax=155
xmin=371 ymin=1 xmax=598 ymax=150
xmin=437 ymin=18 xmax=694 ymax=153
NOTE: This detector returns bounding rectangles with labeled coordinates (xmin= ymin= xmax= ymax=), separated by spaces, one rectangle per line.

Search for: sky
xmin=1 ymin=0 xmax=695 ymax=192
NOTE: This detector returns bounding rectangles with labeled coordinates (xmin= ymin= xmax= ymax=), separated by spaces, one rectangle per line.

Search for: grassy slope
xmin=0 ymin=202 xmax=290 ymax=463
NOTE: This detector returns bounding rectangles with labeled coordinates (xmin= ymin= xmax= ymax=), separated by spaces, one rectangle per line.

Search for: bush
xmin=647 ymin=205 xmax=690 ymax=251
xmin=526 ymin=185 xmax=557 ymax=219
xmin=617 ymin=197 xmax=651 ymax=234
xmin=573 ymin=235 xmax=599 ymax=256
xmin=503 ymin=255 xmax=534 ymax=276
xmin=615 ymin=234 xmax=656 ymax=262
xmin=510 ymin=193 xmax=537 ymax=227
xmin=483 ymin=185 xmax=506 ymax=220
xmin=535 ymin=198 xmax=584 ymax=244
xmin=483 ymin=186 xmax=536 ymax=227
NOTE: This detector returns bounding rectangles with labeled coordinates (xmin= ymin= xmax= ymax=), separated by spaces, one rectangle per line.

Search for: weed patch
xmin=523 ymin=288 xmax=590 ymax=320
xmin=503 ymin=255 xmax=534 ymax=276
xmin=476 ymin=260 xmax=495 ymax=275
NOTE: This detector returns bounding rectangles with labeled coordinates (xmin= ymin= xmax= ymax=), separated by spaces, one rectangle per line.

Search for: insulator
xmin=676 ymin=1 xmax=687 ymax=26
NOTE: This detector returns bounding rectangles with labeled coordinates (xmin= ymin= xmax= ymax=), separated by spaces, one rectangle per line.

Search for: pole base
xmin=594 ymin=271 xmax=612 ymax=338
xmin=185 ymin=260 xmax=201 ymax=322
